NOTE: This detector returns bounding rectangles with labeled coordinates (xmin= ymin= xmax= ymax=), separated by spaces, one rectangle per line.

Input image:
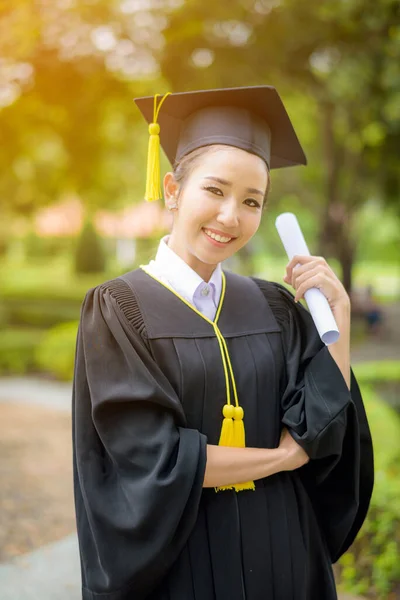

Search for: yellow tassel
xmin=145 ymin=123 xmax=162 ymax=201
xmin=218 ymin=404 xmax=235 ymax=446
xmin=144 ymin=92 xmax=171 ymax=202
xmin=232 ymin=406 xmax=245 ymax=447
xmin=216 ymin=405 xmax=255 ymax=493
xmin=233 ymin=480 xmax=256 ymax=492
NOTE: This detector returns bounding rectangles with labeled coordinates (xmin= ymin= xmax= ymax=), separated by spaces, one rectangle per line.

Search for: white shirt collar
xmin=149 ymin=235 xmax=222 ymax=307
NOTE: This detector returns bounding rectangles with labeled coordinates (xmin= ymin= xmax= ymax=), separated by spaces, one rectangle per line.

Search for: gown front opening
xmin=72 ymin=268 xmax=374 ymax=600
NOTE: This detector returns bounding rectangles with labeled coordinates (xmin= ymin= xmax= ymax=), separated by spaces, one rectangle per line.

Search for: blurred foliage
xmin=353 ymin=362 xmax=400 ymax=414
xmin=354 ymin=202 xmax=400 ymax=264
xmin=158 ymin=0 xmax=400 ymax=290
xmin=24 ymin=232 xmax=76 ymax=260
xmin=0 ymin=0 xmax=158 ymax=215
xmin=353 ymin=361 xmax=400 ymax=384
xmin=0 ymin=254 xmax=106 ymax=299
xmin=134 ymin=236 xmax=161 ymax=266
xmin=35 ymin=320 xmax=79 ymax=381
xmin=0 ymin=327 xmax=45 ymax=375
xmin=338 ymin=386 xmax=400 ymax=598
xmin=1 ymin=298 xmax=80 ymax=328
xmin=337 ymin=364 xmax=400 ymax=597
xmin=74 ymin=219 xmax=107 ymax=274
xmin=0 ymin=221 xmax=10 ymax=256
xmin=0 ymin=0 xmax=399 ymax=294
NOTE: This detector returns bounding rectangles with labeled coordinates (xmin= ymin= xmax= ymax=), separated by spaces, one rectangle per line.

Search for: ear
xmin=163 ymin=172 xmax=180 ymax=210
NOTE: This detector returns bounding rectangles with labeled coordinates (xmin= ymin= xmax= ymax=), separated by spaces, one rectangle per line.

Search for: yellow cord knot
xmin=233 ymin=406 xmax=244 ymax=420
xmin=223 ymin=404 xmax=234 ymax=419
xmin=149 ymin=123 xmax=160 ymax=135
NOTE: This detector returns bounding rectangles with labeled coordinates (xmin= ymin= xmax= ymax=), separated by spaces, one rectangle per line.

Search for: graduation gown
xmin=72 ymin=268 xmax=374 ymax=600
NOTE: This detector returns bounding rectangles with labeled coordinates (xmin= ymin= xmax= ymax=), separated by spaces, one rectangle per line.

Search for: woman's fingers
xmin=283 ymin=255 xmax=349 ymax=308
xmin=293 ymin=269 xmax=333 ymax=302
xmin=291 ymin=262 xmax=330 ymax=289
xmin=285 ymin=255 xmax=324 ymax=283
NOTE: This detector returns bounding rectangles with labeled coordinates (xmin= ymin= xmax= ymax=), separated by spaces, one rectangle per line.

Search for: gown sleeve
xmin=263 ymin=281 xmax=374 ymax=563
xmin=72 ymin=283 xmax=207 ymax=600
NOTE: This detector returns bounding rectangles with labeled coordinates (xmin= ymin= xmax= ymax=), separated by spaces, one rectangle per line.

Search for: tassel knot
xmin=149 ymin=123 xmax=160 ymax=135
xmin=233 ymin=406 xmax=244 ymax=420
xmin=223 ymin=404 xmax=234 ymax=419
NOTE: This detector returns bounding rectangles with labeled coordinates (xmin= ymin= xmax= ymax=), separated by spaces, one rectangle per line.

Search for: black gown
xmin=72 ymin=268 xmax=374 ymax=600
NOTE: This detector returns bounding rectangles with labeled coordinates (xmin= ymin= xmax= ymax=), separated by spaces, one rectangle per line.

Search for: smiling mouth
xmin=203 ymin=228 xmax=235 ymax=244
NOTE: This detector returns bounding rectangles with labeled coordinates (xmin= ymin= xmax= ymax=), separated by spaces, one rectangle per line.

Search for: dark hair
xmin=173 ymin=145 xmax=271 ymax=209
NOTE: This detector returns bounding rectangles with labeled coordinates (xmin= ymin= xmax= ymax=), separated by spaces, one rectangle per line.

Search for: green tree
xmin=74 ymin=219 xmax=106 ymax=274
xmin=0 ymin=0 xmax=162 ymax=217
xmin=159 ymin=0 xmax=400 ymax=291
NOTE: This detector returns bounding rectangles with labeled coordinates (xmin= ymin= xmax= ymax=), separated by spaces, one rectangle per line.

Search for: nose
xmin=216 ymin=199 xmax=240 ymax=229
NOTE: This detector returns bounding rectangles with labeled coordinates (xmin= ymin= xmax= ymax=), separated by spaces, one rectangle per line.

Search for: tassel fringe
xmin=145 ymin=123 xmax=162 ymax=201
xmin=216 ymin=405 xmax=255 ymax=493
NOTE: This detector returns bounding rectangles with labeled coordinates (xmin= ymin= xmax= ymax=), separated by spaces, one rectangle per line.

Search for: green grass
xmin=353 ymin=361 xmax=400 ymax=384
xmin=362 ymin=383 xmax=400 ymax=475
xmin=0 ymin=328 xmax=45 ymax=375
xmin=0 ymin=254 xmax=122 ymax=300
xmin=337 ymin=384 xmax=400 ymax=598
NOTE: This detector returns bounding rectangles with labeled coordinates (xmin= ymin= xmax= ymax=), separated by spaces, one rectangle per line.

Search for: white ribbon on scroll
xmin=275 ymin=212 xmax=339 ymax=346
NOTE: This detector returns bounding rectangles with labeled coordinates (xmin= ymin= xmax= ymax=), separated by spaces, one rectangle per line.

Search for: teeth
xmin=204 ymin=229 xmax=232 ymax=243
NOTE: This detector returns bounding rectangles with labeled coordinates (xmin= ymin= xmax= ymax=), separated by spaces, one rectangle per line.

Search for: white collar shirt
xmin=144 ymin=236 xmax=223 ymax=322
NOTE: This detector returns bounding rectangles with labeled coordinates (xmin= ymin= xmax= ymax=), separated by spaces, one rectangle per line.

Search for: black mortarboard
xmin=134 ymin=85 xmax=307 ymax=201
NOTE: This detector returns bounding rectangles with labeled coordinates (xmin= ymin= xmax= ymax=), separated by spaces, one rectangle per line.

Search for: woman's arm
xmin=327 ymin=300 xmax=351 ymax=390
xmin=284 ymin=255 xmax=352 ymax=390
xmin=203 ymin=429 xmax=308 ymax=488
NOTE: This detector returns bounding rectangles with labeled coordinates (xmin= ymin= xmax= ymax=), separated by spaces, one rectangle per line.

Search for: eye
xmin=203 ymin=185 xmax=223 ymax=196
xmin=244 ymin=198 xmax=261 ymax=209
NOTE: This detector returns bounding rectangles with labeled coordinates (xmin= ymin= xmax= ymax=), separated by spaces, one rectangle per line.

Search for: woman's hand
xmin=283 ymin=255 xmax=350 ymax=313
xmin=278 ymin=428 xmax=310 ymax=471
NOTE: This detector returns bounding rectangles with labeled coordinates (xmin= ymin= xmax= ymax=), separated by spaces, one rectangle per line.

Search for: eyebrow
xmin=204 ymin=176 xmax=264 ymax=197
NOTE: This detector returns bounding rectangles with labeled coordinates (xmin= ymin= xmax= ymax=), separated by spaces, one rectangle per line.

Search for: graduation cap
xmin=134 ymin=85 xmax=307 ymax=201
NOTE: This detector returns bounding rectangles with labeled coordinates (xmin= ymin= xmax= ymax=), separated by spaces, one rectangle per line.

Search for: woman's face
xmin=165 ymin=146 xmax=268 ymax=280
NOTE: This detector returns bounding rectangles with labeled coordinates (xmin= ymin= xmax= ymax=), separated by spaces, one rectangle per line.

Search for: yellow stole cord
xmin=140 ymin=266 xmax=255 ymax=492
xmin=145 ymin=92 xmax=171 ymax=202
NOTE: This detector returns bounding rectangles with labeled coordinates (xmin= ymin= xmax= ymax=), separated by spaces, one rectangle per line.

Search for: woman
xmin=72 ymin=86 xmax=374 ymax=600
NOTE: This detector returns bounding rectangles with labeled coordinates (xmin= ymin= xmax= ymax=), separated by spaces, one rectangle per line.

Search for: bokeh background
xmin=0 ymin=1 xmax=399 ymax=598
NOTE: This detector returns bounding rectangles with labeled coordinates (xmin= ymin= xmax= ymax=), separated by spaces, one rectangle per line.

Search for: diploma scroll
xmin=275 ymin=212 xmax=339 ymax=345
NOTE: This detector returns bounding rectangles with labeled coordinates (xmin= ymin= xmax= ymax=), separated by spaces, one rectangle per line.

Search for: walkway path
xmin=0 ymin=534 xmax=80 ymax=600
xmin=0 ymin=376 xmax=72 ymax=411
xmin=0 ymin=377 xmax=77 ymax=599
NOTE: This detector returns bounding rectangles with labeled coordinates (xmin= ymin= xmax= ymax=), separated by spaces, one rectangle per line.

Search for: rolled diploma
xmin=275 ymin=212 xmax=339 ymax=345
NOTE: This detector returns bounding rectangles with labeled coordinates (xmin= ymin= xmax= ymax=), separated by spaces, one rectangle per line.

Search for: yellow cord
xmin=140 ymin=266 xmax=255 ymax=492
xmin=141 ymin=265 xmax=232 ymax=403
xmin=213 ymin=325 xmax=231 ymax=407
